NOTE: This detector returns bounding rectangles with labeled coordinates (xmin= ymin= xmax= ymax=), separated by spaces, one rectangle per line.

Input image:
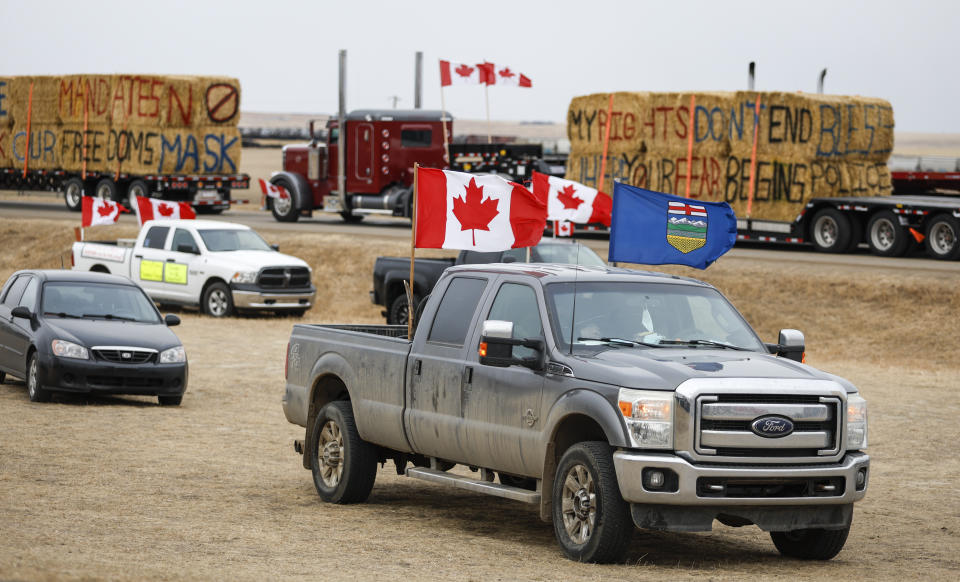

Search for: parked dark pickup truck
xmin=283 ymin=264 xmax=870 ymax=563
xmin=371 ymin=240 xmax=606 ymax=324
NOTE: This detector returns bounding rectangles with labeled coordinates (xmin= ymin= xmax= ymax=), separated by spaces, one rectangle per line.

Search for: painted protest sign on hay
xmin=566 ymin=91 xmax=894 ymax=222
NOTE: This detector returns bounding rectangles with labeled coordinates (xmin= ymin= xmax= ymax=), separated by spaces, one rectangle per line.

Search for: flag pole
xmin=408 ymin=163 xmax=419 ymax=339
xmin=22 ymin=82 xmax=34 ymax=179
xmin=484 ymin=82 xmax=492 ymax=144
xmin=598 ymin=93 xmax=614 ymax=193
xmin=439 ymin=71 xmax=451 ymax=167
xmin=685 ymin=94 xmax=696 ymax=198
xmin=746 ymin=94 xmax=762 ymax=219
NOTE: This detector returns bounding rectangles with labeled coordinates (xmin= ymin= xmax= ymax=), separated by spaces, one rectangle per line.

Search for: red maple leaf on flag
xmin=498 ymin=67 xmax=515 ymax=79
xmin=158 ymin=203 xmax=175 ymax=217
xmin=452 ymin=178 xmax=500 ymax=246
xmin=455 ymin=64 xmax=474 ymax=78
xmin=97 ymin=202 xmax=116 ymax=217
xmin=557 ymin=184 xmax=584 ymax=210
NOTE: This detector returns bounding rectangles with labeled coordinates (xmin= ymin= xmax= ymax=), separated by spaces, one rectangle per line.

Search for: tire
xmin=126 ymin=179 xmax=150 ymax=209
xmin=158 ymin=395 xmax=183 ymax=406
xmin=340 ymin=212 xmax=364 ymax=223
xmin=388 ymin=293 xmax=418 ymax=326
xmin=810 ymin=208 xmax=852 ymax=253
xmin=924 ymin=214 xmax=960 ymax=260
xmin=552 ymin=442 xmax=631 ymax=563
xmin=27 ymin=353 xmax=51 ymax=403
xmin=63 ymin=178 xmax=84 ymax=211
xmin=309 ymin=401 xmax=377 ymax=504
xmin=770 ymin=526 xmax=850 ymax=560
xmin=95 ymin=178 xmax=121 ymax=203
xmin=202 ymin=281 xmax=234 ymax=317
xmin=866 ymin=210 xmax=909 ymax=257
xmin=0 ymin=370 xmax=6 ymax=384
xmin=270 ymin=178 xmax=299 ymax=222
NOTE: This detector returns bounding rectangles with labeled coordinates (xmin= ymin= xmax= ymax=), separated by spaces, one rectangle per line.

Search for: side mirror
xmin=772 ymin=328 xmax=805 ymax=362
xmin=176 ymin=244 xmax=199 ymax=254
xmin=478 ymin=320 xmax=545 ymax=371
xmin=165 ymin=314 xmax=181 ymax=327
xmin=270 ymin=244 xmax=280 ymax=251
xmin=11 ymin=306 xmax=32 ymax=319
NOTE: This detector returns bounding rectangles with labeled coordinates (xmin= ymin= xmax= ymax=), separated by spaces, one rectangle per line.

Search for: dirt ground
xmin=1 ymin=217 xmax=959 ymax=580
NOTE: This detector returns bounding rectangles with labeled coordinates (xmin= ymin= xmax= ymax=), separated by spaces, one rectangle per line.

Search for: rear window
xmin=427 ymin=277 xmax=487 ymax=345
xmin=143 ymin=226 xmax=170 ymax=250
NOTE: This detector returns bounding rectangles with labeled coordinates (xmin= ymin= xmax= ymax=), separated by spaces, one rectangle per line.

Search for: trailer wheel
xmin=126 ymin=179 xmax=150 ymax=209
xmin=95 ymin=178 xmax=121 ymax=203
xmin=924 ymin=214 xmax=960 ymax=260
xmin=810 ymin=208 xmax=853 ymax=253
xmin=770 ymin=526 xmax=850 ymax=560
xmin=866 ymin=211 xmax=909 ymax=257
xmin=270 ymin=178 xmax=299 ymax=222
xmin=63 ymin=178 xmax=84 ymax=211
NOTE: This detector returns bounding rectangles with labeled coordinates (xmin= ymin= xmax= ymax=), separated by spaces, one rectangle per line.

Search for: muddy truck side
xmin=282 ymin=263 xmax=869 ymax=563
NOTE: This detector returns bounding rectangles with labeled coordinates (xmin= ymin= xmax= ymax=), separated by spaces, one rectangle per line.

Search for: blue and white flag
xmin=608 ymin=182 xmax=737 ymax=269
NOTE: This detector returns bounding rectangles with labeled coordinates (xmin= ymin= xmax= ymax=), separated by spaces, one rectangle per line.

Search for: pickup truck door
xmin=462 ymin=280 xmax=546 ymax=477
xmin=405 ymin=276 xmax=489 ymax=462
xmin=134 ymin=226 xmax=201 ymax=304
xmin=134 ymin=225 xmax=175 ymax=300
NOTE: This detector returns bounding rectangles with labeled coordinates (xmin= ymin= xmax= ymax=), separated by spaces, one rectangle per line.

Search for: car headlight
xmin=846 ymin=394 xmax=868 ymax=450
xmin=159 ymin=346 xmax=186 ymax=364
xmin=231 ymin=271 xmax=257 ymax=284
xmin=52 ymin=339 xmax=88 ymax=360
xmin=618 ymin=388 xmax=673 ymax=449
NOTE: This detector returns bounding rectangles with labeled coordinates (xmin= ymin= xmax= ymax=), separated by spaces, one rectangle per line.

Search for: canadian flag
xmin=440 ymin=60 xmax=481 ymax=86
xmin=134 ymin=195 xmax=196 ymax=226
xmin=81 ymin=197 xmax=127 ymax=227
xmin=533 ymin=171 xmax=612 ymax=226
xmin=487 ymin=64 xmax=532 ymax=88
xmin=555 ymin=221 xmax=574 ymax=237
xmin=416 ymin=168 xmax=546 ymax=251
xmin=259 ymin=178 xmax=290 ymax=200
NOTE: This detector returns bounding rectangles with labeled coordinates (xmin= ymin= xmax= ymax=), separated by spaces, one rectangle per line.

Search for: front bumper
xmin=231 ymin=287 xmax=316 ymax=310
xmin=38 ymin=352 xmax=188 ymax=397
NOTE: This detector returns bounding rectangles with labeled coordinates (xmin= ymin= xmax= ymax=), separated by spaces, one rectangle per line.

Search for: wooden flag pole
xmin=598 ymin=93 xmax=614 ymax=194
xmin=439 ymin=71 xmax=451 ymax=166
xmin=685 ymin=94 xmax=696 ymax=198
xmin=82 ymin=95 xmax=90 ymax=180
xmin=408 ymin=163 xmax=419 ymax=338
xmin=22 ymin=82 xmax=34 ymax=179
xmin=484 ymin=82 xmax=492 ymax=144
xmin=746 ymin=94 xmax=762 ymax=219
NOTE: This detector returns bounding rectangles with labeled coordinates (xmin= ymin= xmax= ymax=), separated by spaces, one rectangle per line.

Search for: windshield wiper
xmin=82 ymin=313 xmax=136 ymax=321
xmin=577 ymin=337 xmax=663 ymax=348
xmin=44 ymin=312 xmax=83 ymax=319
xmin=658 ymin=339 xmax=749 ymax=350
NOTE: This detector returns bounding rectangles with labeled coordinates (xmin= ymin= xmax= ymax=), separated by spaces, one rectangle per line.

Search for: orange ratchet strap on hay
xmin=598 ymin=93 xmax=614 ymax=193
xmin=746 ymin=94 xmax=762 ymax=218
xmin=82 ymin=96 xmax=89 ymax=180
xmin=685 ymin=94 xmax=696 ymax=198
xmin=22 ymin=82 xmax=34 ymax=178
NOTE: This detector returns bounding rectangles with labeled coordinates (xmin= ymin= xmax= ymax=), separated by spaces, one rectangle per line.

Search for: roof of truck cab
xmin=142 ymin=219 xmax=248 ymax=230
xmin=345 ymin=109 xmax=452 ymax=122
xmin=443 ymin=263 xmax=712 ymax=287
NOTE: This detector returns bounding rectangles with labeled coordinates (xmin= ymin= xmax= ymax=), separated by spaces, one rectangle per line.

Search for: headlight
xmin=52 ymin=339 xmax=88 ymax=359
xmin=846 ymin=394 xmax=868 ymax=450
xmin=618 ymin=388 xmax=673 ymax=449
xmin=159 ymin=346 xmax=186 ymax=364
xmin=231 ymin=271 xmax=257 ymax=284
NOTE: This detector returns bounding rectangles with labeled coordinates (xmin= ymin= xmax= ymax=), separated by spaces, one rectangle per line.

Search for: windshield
xmin=535 ymin=243 xmax=606 ymax=267
xmin=544 ymin=281 xmax=765 ymax=353
xmin=198 ymin=229 xmax=272 ymax=252
xmin=42 ymin=282 xmax=161 ymax=323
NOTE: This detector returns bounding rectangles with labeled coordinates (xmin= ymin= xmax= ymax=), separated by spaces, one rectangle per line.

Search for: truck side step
xmin=405 ymin=467 xmax=541 ymax=504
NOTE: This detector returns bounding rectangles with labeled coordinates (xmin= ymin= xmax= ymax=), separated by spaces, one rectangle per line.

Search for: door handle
xmin=166 ymin=258 xmax=176 ymax=263
xmin=462 ymin=366 xmax=473 ymax=386
xmin=412 ymin=359 xmax=422 ymax=376
xmin=134 ymin=254 xmax=143 ymax=259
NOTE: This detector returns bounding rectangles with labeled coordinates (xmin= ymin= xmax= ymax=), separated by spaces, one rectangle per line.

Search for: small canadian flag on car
xmin=555 ymin=220 xmax=573 ymax=237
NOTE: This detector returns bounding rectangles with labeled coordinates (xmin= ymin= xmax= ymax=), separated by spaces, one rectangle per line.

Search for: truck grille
xmin=258 ymin=267 xmax=311 ymax=289
xmin=93 ymin=349 xmax=155 ymax=364
xmin=696 ymin=394 xmax=842 ymax=458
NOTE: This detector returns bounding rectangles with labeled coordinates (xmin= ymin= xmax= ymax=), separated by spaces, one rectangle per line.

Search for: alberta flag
xmin=608 ymin=182 xmax=737 ymax=269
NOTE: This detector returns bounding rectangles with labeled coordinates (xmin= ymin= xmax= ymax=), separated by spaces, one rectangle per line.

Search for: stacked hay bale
xmin=565 ymin=91 xmax=894 ymax=221
xmin=0 ymin=75 xmax=242 ymax=176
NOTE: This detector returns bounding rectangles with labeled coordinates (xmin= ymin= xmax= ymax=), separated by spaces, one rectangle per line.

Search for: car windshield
xmin=198 ymin=229 xmax=273 ymax=252
xmin=535 ymin=243 xmax=606 ymax=267
xmin=544 ymin=281 xmax=765 ymax=353
xmin=42 ymin=282 xmax=161 ymax=323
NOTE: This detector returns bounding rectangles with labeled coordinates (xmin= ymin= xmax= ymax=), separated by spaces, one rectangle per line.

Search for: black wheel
xmin=0 ymin=370 xmax=6 ymax=384
xmin=810 ymin=208 xmax=853 ymax=253
xmin=309 ymin=401 xmax=377 ymax=504
xmin=158 ymin=395 xmax=183 ymax=406
xmin=340 ymin=212 xmax=364 ymax=223
xmin=63 ymin=177 xmax=84 ymax=211
xmin=270 ymin=178 xmax=299 ymax=222
xmin=27 ymin=353 xmax=51 ymax=403
xmin=388 ymin=293 xmax=418 ymax=326
xmin=552 ymin=442 xmax=631 ymax=563
xmin=770 ymin=526 xmax=850 ymax=560
xmin=924 ymin=214 xmax=960 ymax=260
xmin=202 ymin=281 xmax=234 ymax=317
xmin=126 ymin=179 xmax=150 ymax=209
xmin=196 ymin=206 xmax=225 ymax=215
xmin=866 ymin=210 xmax=909 ymax=257
xmin=95 ymin=178 xmax=121 ymax=203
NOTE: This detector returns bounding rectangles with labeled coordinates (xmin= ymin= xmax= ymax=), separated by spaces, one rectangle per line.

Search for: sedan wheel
xmin=27 ymin=353 xmax=51 ymax=402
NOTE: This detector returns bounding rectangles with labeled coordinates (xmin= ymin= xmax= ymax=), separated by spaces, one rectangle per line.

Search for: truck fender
xmin=538 ymin=388 xmax=628 ymax=522
xmin=271 ymin=171 xmax=313 ymax=211
xmin=302 ymin=351 xmax=357 ymax=469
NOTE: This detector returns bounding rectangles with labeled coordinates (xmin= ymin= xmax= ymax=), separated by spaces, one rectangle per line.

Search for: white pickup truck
xmin=72 ymin=219 xmax=316 ymax=317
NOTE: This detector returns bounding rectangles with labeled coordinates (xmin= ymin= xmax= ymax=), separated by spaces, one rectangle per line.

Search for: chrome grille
xmin=258 ymin=267 xmax=311 ymax=289
xmin=93 ymin=349 xmax=155 ymax=364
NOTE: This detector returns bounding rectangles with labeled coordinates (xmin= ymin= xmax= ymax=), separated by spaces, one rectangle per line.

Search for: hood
xmin=563 ymin=346 xmax=833 ymax=391
xmin=204 ymin=251 xmax=309 ymax=272
xmin=44 ymin=318 xmax=183 ymax=351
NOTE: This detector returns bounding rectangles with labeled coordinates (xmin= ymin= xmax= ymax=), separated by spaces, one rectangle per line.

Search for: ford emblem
xmin=751 ymin=415 xmax=794 ymax=438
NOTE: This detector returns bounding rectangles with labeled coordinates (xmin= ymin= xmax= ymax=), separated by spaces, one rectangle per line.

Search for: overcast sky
xmin=2 ymin=0 xmax=957 ymax=132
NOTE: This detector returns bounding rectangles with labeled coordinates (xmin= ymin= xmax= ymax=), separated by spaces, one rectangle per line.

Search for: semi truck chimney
xmin=748 ymin=61 xmax=755 ymax=91
xmin=818 ymin=68 xmax=827 ymax=94
xmin=415 ymin=51 xmax=423 ymax=109
xmin=338 ymin=49 xmax=347 ymax=213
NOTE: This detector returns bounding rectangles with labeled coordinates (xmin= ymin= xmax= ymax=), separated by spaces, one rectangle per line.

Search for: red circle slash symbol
xmin=206 ymin=83 xmax=239 ymax=123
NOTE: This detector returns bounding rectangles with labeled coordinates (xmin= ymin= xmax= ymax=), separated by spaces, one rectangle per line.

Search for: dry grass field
xmin=0 ymin=212 xmax=959 ymax=581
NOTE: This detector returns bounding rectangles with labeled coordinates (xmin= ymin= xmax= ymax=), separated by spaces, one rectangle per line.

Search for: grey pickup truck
xmin=282 ymin=264 xmax=869 ymax=563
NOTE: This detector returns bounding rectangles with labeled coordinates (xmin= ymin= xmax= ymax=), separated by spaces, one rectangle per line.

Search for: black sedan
xmin=0 ymin=270 xmax=188 ymax=405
